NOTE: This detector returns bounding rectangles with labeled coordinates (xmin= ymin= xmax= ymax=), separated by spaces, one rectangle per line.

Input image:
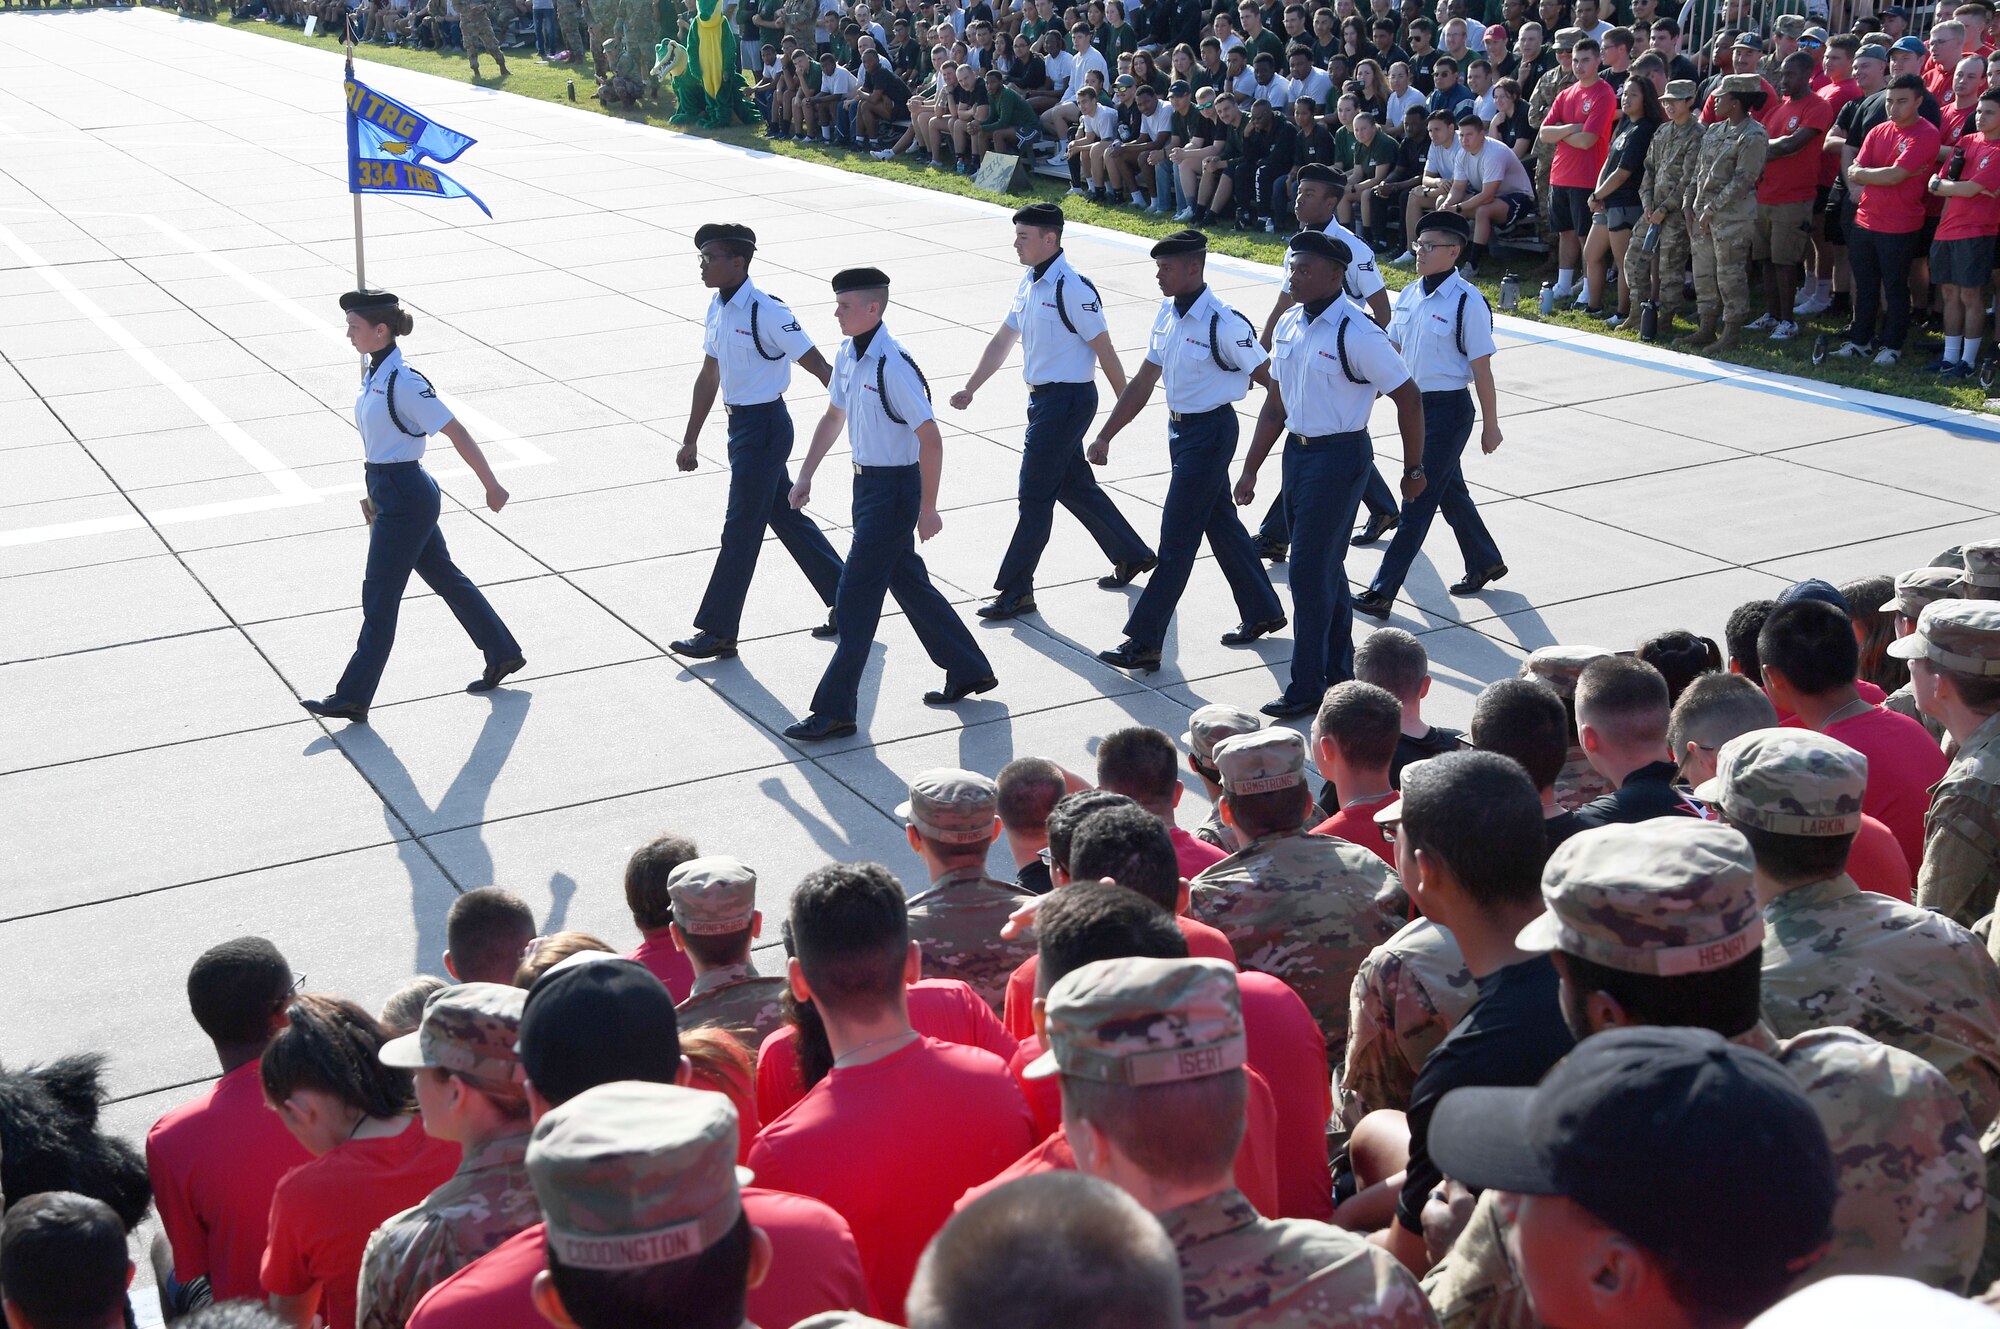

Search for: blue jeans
xmin=693 ymin=401 xmax=845 ymax=640
xmin=810 ymin=465 xmax=992 ymax=722
xmin=994 ymin=381 xmax=1152 ymax=598
xmin=1368 ymin=389 xmax=1504 ymax=598
xmin=1123 ymin=407 xmax=1282 ymax=648
xmin=1257 ymin=459 xmax=1396 ymax=546
xmin=1153 ymin=158 xmax=1181 ymax=212
xmin=1281 ymin=430 xmax=1373 ymax=703
xmin=835 ymin=99 xmax=860 ymax=145
xmin=334 ymin=462 xmax=520 ymax=706
xmin=532 ymin=7 xmax=559 ymax=54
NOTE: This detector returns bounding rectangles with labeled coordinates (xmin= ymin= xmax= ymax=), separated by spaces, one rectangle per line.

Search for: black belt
xmin=364 ymin=460 xmax=421 ymax=470
xmin=1419 ymin=388 xmax=1471 ymax=402
xmin=853 ymin=462 xmax=919 ymax=474
xmin=725 ymin=398 xmax=784 ymax=414
xmin=1029 ymin=380 xmax=1091 ymax=394
xmin=1295 ymin=428 xmax=1370 ymax=447
xmin=1168 ymin=404 xmax=1234 ymax=423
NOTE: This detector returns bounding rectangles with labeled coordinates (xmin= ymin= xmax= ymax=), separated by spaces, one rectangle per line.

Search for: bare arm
xmin=1368 ymin=1210 xmax=1434 ymax=1275
xmin=1232 ymin=373 xmax=1288 ymax=505
xmin=951 ymin=324 xmax=1022 ymax=406
xmin=439 ymin=418 xmax=508 ymax=512
xmin=916 ymin=422 xmax=945 ymax=540
xmin=788 ymin=405 xmax=846 ymax=509
xmin=1366 ymin=288 xmax=1391 ymax=329
xmin=797 ymin=346 xmax=834 ymax=386
xmin=1471 ymin=354 xmax=1501 ymax=454
xmin=1764 ymin=124 xmax=1818 ymax=160
xmin=1088 ymin=357 xmax=1162 ymax=459
xmin=268 ymin=1290 xmax=321 ymax=1329
xmin=1388 ymin=378 xmax=1425 ymax=500
xmin=679 ymin=355 xmax=721 ymax=468
xmin=1087 ymin=330 xmax=1129 ymax=396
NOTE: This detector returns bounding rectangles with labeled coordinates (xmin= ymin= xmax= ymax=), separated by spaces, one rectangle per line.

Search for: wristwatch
xmin=1403 ymin=465 xmax=1426 ymax=480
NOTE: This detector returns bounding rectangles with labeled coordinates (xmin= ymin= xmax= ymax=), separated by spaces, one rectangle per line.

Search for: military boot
xmin=1709 ymin=319 xmax=1745 ymax=353
xmin=1676 ymin=311 xmax=1718 ymax=350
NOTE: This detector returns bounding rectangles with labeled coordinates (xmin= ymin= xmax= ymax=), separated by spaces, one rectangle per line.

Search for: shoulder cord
xmin=1208 ymin=310 xmax=1240 ymax=373
xmin=383 ymin=368 xmax=425 ymax=438
xmin=1333 ymin=316 xmax=1366 ymax=386
xmin=1051 ymin=272 xmax=1102 ymax=337
xmin=748 ymin=299 xmax=787 ymax=361
xmin=876 ymin=349 xmax=932 ymax=427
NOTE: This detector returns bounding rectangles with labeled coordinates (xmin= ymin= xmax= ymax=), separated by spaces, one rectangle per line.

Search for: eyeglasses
xmin=1037 ymin=846 xmax=1054 ymax=867
xmin=1379 ymin=819 xmax=1403 ymax=845
xmin=289 ymin=972 xmax=308 ymax=994
xmin=1412 ymin=240 xmax=1457 ymax=252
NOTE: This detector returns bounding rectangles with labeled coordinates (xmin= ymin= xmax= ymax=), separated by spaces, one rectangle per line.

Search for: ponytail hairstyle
xmin=260 ymin=994 xmax=413 ymax=1120
xmin=780 ymin=919 xmax=835 ymax=1093
xmin=1636 ymin=629 xmax=1724 ymax=707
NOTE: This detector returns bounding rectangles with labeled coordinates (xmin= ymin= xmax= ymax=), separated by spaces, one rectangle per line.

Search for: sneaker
xmin=1263 ymin=218 xmax=1277 ymax=232
xmin=1132 ymin=191 xmax=1150 ymax=209
xmin=1923 ymin=354 xmax=1952 ymax=373
xmin=1549 ymin=281 xmax=1576 ymax=300
xmin=870 ymin=148 xmax=895 ymax=160
xmin=1391 ymin=249 xmax=1417 ymax=265
xmin=1831 ymin=340 xmax=1869 ymax=359
xmin=1605 ymin=312 xmax=1626 ymax=328
xmin=1069 ymin=184 xmax=1090 ymax=196
xmin=1941 ymin=360 xmax=1976 ymax=380
xmin=1174 ymin=206 xmax=1197 ymax=221
xmin=1769 ymin=321 xmax=1798 ymax=341
xmin=1793 ymin=292 xmax=1831 ymax=317
xmin=1745 ymin=313 xmax=1776 ymax=331
xmin=793 ymin=134 xmax=809 ymax=143
xmin=1873 ymin=347 xmax=1901 ymax=367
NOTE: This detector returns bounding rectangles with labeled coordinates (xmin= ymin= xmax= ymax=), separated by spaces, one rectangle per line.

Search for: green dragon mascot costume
xmin=656 ymin=0 xmax=757 ymax=126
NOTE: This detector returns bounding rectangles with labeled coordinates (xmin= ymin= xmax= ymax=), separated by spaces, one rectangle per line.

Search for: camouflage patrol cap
xmin=527 ymin=1082 xmax=749 ymax=1272
xmin=1023 ymin=956 xmax=1248 ymax=1085
xmin=1662 ymin=78 xmax=1699 ymax=100
xmin=1954 ymin=540 xmax=2000 ymax=592
xmin=1211 ymin=728 xmax=1307 ymax=796
xmin=667 ymin=855 xmax=757 ymax=935
xmin=1518 ymin=820 xmax=1762 ymax=977
xmin=1717 ymin=72 xmax=1766 ymax=96
xmin=1520 ymin=644 xmax=1613 ymax=698
xmin=1774 ymin=13 xmax=1805 ymax=36
xmin=1880 ymin=566 xmax=1963 ymax=619
xmin=898 ymin=768 xmax=1000 ymax=844
xmin=1554 ymin=25 xmax=1582 ymax=47
xmin=379 ymin=981 xmax=527 ymax=1086
xmin=1886 ymin=599 xmax=2000 ymax=677
xmin=1692 ymin=728 xmax=1868 ymax=836
xmin=1182 ymin=703 xmax=1264 ymax=765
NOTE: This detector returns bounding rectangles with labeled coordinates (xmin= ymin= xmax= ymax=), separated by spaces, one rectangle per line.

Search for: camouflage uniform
xmin=1520 ymin=645 xmax=1614 ymax=810
xmin=361 ymin=984 xmax=538 ymax=1329
xmin=1338 ymin=917 xmax=1476 ymax=1128
xmin=1185 ymin=704 xmax=1263 ymax=858
xmin=555 ymin=0 xmax=587 ymax=58
xmin=1685 ymin=84 xmax=1768 ymax=337
xmin=458 ymin=0 xmax=507 ymax=70
xmin=1888 ymin=601 xmax=2000 ymax=929
xmin=1625 ymin=101 xmax=1703 ymax=316
xmin=1526 ymin=35 xmax=1578 ymax=251
xmin=1879 ymin=567 xmax=1963 ymax=746
xmin=665 ymin=856 xmax=784 ymax=1051
xmin=906 ymin=866 xmax=1038 ymax=1015
xmin=779 ymin=0 xmax=815 ymax=51
xmin=676 ymin=960 xmax=788 ymax=1052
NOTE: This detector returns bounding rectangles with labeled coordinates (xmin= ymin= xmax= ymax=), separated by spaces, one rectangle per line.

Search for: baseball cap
xmin=528 ymin=1082 xmax=751 ymax=1273
xmin=898 ymin=768 xmax=1000 ymax=845
xmin=1518 ymin=819 xmax=1763 ymax=976
xmin=1429 ymin=1027 xmax=1836 ymax=1277
xmin=1211 ymin=729 xmax=1307 ymax=796
xmin=1880 ymin=566 xmax=1963 ymax=618
xmin=1748 ymin=1275 xmax=2000 ymax=1329
xmin=668 ymin=855 xmax=757 ymax=935
xmin=1884 ymin=4 xmax=1910 ymax=15
xmin=1891 ymin=33 xmax=1928 ymax=53
xmin=1115 ymin=72 xmax=1138 ymax=87
xmin=518 ymin=958 xmax=682 ymax=1106
xmin=1182 ymin=703 xmax=1262 ymax=765
xmin=1801 ymin=25 xmax=1827 ymax=44
xmin=1857 ymin=43 xmax=1891 ymax=62
xmin=1733 ymin=31 xmax=1764 ymax=49
xmin=1023 ymin=956 xmax=1247 ymax=1083
xmin=1692 ymin=728 xmax=1868 ymax=836
xmin=1520 ymin=643 xmax=1612 ymax=698
xmin=1776 ymin=577 xmax=1851 ymax=614
xmin=1886 ymin=598 xmax=2000 ymax=676
xmin=1169 ymin=78 xmax=1193 ymax=96
xmin=379 ymin=982 xmax=528 ymax=1089
xmin=1954 ymin=540 xmax=2000 ymax=592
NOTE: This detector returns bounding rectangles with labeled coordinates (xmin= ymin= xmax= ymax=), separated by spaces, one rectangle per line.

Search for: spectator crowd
xmin=9 ymin=544 xmax=2000 ymax=1329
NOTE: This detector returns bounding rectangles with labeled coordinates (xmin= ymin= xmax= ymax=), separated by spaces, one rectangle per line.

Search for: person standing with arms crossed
xmin=1090 ymin=231 xmax=1287 ymax=675
xmin=1232 ymin=231 xmax=1423 ymax=719
xmin=784 ymin=269 xmax=997 ymax=742
xmin=669 ymin=224 xmax=845 ymax=661
xmin=301 ymin=290 xmax=524 ymax=725
xmin=950 ymin=203 xmax=1158 ymax=624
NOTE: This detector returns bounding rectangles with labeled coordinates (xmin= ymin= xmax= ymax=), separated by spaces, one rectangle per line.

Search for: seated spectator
xmin=1096 ymin=726 xmax=1227 ymax=877
xmin=910 ymin=1172 xmax=1185 ymax=1329
xmin=996 ymin=757 xmax=1070 ymax=895
xmin=258 ymin=995 xmax=460 ymax=1329
xmin=444 ymin=887 xmax=535 ymax=986
xmin=662 ymin=857 xmax=786 ymax=1054
xmin=623 ymin=832 xmax=702 ymax=1000
xmin=380 ymin=976 xmax=449 ymax=1036
xmin=148 ymin=938 xmax=311 ymax=1316
xmin=1470 ymin=674 xmax=1583 ymax=850
xmin=1725 ymin=596 xmax=1776 ymax=680
xmin=1180 ymin=705 xmax=1263 ymax=855
xmin=1570 ymin=654 xmax=1700 ymax=829
xmin=0 ymin=1193 xmax=130 ymax=1329
xmin=899 ymin=769 xmax=1037 ymax=1014
xmin=1307 ymin=681 xmax=1401 ymax=863
xmin=1635 ymin=627 xmax=1722 ymax=704
xmin=1355 ymin=627 xmax=1468 ymax=786
xmin=1877 ymin=565 xmax=1961 ymax=741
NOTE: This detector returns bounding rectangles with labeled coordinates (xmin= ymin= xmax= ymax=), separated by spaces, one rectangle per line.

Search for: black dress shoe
xmin=925 ymin=674 xmax=999 ymax=704
xmin=1253 ymin=536 xmax=1288 ymax=564
xmin=671 ymin=630 xmax=738 ymax=659
xmin=1260 ymin=695 xmax=1319 ymax=719
xmin=1351 ymin=589 xmax=1394 ymax=619
xmin=1097 ymin=554 xmax=1159 ymax=589
xmin=1097 ymin=640 xmax=1162 ymax=672
xmin=467 ymin=654 xmax=526 ymax=693
xmin=1351 ymin=511 xmax=1401 ymax=546
xmin=976 ymin=593 xmax=1037 ymax=621
xmin=783 ymin=714 xmax=858 ymax=741
xmin=1221 ymin=616 xmax=1287 ymax=646
xmin=811 ymin=612 xmax=839 ymax=639
xmin=301 ymin=696 xmax=369 ymax=724
xmin=1449 ymin=562 xmax=1509 ymax=596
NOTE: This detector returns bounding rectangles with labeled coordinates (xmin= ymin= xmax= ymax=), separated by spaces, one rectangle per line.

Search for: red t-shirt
xmin=1758 ymin=94 xmax=1835 ymax=204
xmin=1550 ymin=77 xmax=1617 ymax=187
xmin=1854 ymin=115 xmax=1945 ymax=233
xmin=406 ymin=1189 xmax=874 ymax=1329
xmin=1925 ymin=60 xmax=1957 ymax=103
xmin=755 ymin=979 xmax=1017 ymax=1124
xmin=1308 ymin=793 xmax=1397 ymax=867
xmin=747 ymin=1036 xmax=1037 ymax=1321
xmin=1817 ymin=79 xmax=1863 ymax=187
xmin=1237 ymin=971 xmax=1335 ymax=1221
xmin=1850 ymin=812 xmax=1915 ymax=903
xmin=147 ymin=1064 xmax=312 ymax=1303
xmin=1823 ymin=706 xmax=1949 ymax=870
xmin=260 ymin=1119 xmax=461 ymax=1329
xmin=1001 ymin=914 xmax=1238 ymax=1040
xmin=1937 ymin=133 xmax=2000 ymax=240
xmin=627 ymin=934 xmax=694 ymax=1002
xmin=1172 ymin=825 xmax=1229 ymax=877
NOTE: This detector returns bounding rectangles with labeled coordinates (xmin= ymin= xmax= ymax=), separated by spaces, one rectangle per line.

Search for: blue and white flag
xmin=345 ymin=77 xmax=491 ymax=216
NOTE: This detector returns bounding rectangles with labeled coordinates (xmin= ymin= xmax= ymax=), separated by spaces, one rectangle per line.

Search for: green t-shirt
xmin=1336 ymin=127 xmax=1397 ymax=173
xmin=1098 ymin=20 xmax=1138 ymax=59
xmin=984 ymin=85 xmax=1040 ymax=130
xmin=1243 ymin=27 xmax=1285 ymax=64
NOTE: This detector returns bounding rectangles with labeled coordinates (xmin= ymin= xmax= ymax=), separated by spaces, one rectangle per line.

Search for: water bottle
xmin=1949 ymin=143 xmax=1968 ymax=181
xmin=1499 ymin=273 xmax=1520 ymax=311
xmin=567 ymin=77 xmax=576 ymax=101
xmin=1638 ymin=300 xmax=1659 ymax=342
xmin=1641 ymin=221 xmax=1661 ymax=253
xmin=1538 ymin=281 xmax=1555 ymax=315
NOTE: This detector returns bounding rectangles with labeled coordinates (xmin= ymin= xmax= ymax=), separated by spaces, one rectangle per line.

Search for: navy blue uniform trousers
xmin=810 ymin=464 xmax=992 ymax=722
xmin=1257 ymin=459 xmax=1397 ymax=546
xmin=693 ymin=400 xmax=845 ymax=640
xmin=1280 ymin=429 xmax=1375 ymax=706
xmin=1367 ymin=389 xmax=1503 ymax=597
xmin=1123 ymin=406 xmax=1282 ymax=648
xmin=335 ymin=461 xmax=520 ymax=706
xmin=993 ymin=381 xmax=1152 ymax=598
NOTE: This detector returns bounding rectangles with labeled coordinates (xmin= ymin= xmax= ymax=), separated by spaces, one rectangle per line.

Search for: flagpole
xmin=346 ymin=31 xmax=367 ymax=290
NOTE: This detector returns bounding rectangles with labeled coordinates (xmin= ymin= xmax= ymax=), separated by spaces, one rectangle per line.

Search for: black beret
xmin=831 ymin=266 xmax=893 ymax=292
xmin=1296 ymin=162 xmax=1341 ymax=186
xmin=1288 ymin=229 xmax=1352 ymax=265
xmin=1149 ymin=229 xmax=1209 ymax=258
xmin=1012 ymin=202 xmax=1066 ymax=230
xmin=1416 ymin=209 xmax=1473 ymax=244
xmin=693 ymin=222 xmax=757 ymax=254
xmin=339 ymin=288 xmax=400 ymax=312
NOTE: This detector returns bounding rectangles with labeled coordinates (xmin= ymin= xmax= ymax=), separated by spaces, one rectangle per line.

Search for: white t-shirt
xmin=819 ymin=64 xmax=860 ymax=96
xmin=1247 ymin=73 xmax=1294 ymax=110
xmin=1293 ymin=68 xmax=1335 ymax=106
xmin=1425 ymin=140 xmax=1457 ymax=178
xmin=1473 ymin=90 xmax=1496 ymax=120
xmin=1453 ymin=136 xmax=1532 ymax=195
xmin=1139 ymin=103 xmax=1175 ymax=138
xmin=1081 ymin=102 xmax=1119 ymax=139
xmin=1386 ymin=86 xmax=1426 ymax=123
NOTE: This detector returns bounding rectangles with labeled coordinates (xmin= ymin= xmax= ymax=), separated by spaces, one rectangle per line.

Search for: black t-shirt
xmin=1017 ymin=857 xmax=1053 ymax=895
xmin=866 ymin=65 xmax=912 ymax=104
xmin=1409 ymin=47 xmax=1439 ymax=94
xmin=1545 ymin=808 xmax=1586 ymax=852
xmin=1396 ymin=955 xmax=1577 ymax=1233
xmin=1496 ymin=99 xmax=1532 ymax=151
xmin=1668 ymin=53 xmax=1699 ymax=83
xmin=1299 ymin=123 xmax=1340 ymax=167
xmin=1390 ymin=725 xmax=1467 ymax=787
xmin=1007 ymin=53 xmax=1048 ymax=90
xmin=949 ymin=79 xmax=989 ymax=111
xmin=1569 ymin=761 xmax=1704 ymax=831
xmin=1605 ymin=114 xmax=1656 ymax=206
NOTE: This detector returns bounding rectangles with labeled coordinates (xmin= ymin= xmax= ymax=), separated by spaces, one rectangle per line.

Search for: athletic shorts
xmin=1932 ymin=235 xmax=1997 ymax=288
xmin=1590 ymin=201 xmax=1644 ymax=232
xmin=1550 ymin=184 xmax=1593 ymax=234
xmin=1753 ymin=199 xmax=1814 ymax=265
xmin=1918 ymin=215 xmax=1940 ymax=253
